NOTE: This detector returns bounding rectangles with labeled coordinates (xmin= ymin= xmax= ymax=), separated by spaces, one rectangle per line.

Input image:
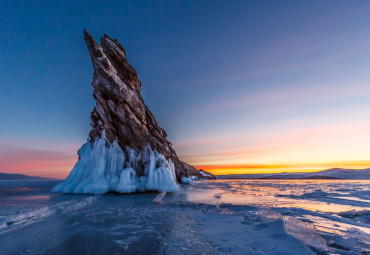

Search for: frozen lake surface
xmin=0 ymin=179 xmax=369 ymax=254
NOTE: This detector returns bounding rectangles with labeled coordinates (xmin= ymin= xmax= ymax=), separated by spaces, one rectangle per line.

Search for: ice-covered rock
xmin=181 ymin=177 xmax=192 ymax=184
xmin=181 ymin=176 xmax=198 ymax=184
xmin=53 ymin=31 xmax=204 ymax=194
xmin=53 ymin=133 xmax=179 ymax=194
xmin=197 ymin=169 xmax=216 ymax=179
xmin=83 ymin=30 xmax=201 ymax=181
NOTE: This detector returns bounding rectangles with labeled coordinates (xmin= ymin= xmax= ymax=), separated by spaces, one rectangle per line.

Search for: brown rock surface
xmin=198 ymin=169 xmax=217 ymax=179
xmin=83 ymin=30 xmax=201 ymax=181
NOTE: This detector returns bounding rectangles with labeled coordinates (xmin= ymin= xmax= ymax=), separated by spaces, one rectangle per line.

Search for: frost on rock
xmin=52 ymin=132 xmax=179 ymax=194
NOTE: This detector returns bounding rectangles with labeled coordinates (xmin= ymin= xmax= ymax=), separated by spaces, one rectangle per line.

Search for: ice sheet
xmin=1 ymin=179 xmax=369 ymax=254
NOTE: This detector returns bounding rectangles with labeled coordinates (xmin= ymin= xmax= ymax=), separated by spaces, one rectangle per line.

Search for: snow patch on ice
xmin=52 ymin=132 xmax=179 ymax=194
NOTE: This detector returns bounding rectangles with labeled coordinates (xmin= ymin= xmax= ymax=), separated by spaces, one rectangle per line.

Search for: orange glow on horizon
xmin=2 ymin=117 xmax=370 ymax=178
xmin=1 ymin=163 xmax=76 ymax=179
xmin=195 ymin=161 xmax=370 ymax=175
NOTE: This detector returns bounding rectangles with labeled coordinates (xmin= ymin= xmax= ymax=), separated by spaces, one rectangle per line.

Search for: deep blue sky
xmin=1 ymin=1 xmax=370 ymax=177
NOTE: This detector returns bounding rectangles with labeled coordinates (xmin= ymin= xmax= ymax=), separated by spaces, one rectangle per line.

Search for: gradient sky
xmin=1 ymin=1 xmax=370 ymax=178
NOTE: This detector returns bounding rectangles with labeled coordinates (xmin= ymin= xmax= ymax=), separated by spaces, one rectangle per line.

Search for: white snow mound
xmin=52 ymin=132 xmax=179 ymax=194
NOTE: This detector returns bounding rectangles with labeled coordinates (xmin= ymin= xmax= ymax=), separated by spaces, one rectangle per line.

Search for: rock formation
xmin=198 ymin=169 xmax=216 ymax=179
xmin=83 ymin=30 xmax=202 ymax=180
xmin=53 ymin=30 xmax=212 ymax=194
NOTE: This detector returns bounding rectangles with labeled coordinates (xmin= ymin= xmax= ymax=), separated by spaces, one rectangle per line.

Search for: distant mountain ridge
xmin=216 ymin=168 xmax=370 ymax=180
xmin=0 ymin=173 xmax=50 ymax=180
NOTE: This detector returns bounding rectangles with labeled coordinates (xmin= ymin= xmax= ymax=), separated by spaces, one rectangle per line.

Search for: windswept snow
xmin=52 ymin=132 xmax=179 ymax=194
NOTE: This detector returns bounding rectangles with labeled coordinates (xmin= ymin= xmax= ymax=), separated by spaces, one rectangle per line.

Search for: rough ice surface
xmin=0 ymin=196 xmax=95 ymax=233
xmin=52 ymin=132 xmax=179 ymax=194
xmin=1 ymin=179 xmax=370 ymax=254
xmin=255 ymin=209 xmax=327 ymax=252
xmin=283 ymin=216 xmax=327 ymax=252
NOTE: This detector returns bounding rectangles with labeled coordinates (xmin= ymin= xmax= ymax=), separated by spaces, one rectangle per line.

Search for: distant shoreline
xmin=0 ymin=172 xmax=58 ymax=181
xmin=215 ymin=168 xmax=370 ymax=180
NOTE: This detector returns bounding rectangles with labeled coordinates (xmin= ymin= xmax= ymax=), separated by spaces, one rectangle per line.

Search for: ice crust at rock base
xmin=52 ymin=133 xmax=179 ymax=194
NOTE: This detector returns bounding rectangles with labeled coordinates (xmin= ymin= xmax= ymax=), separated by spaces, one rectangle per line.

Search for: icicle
xmin=53 ymin=131 xmax=180 ymax=194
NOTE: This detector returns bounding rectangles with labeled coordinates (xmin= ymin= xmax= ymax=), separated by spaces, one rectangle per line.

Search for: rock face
xmin=83 ymin=30 xmax=201 ymax=182
xmin=52 ymin=31 xmax=217 ymax=194
xmin=198 ymin=169 xmax=216 ymax=179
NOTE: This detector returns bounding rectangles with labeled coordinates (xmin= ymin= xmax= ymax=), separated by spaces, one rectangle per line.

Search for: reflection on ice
xmin=185 ymin=180 xmax=370 ymax=212
xmin=0 ymin=179 xmax=369 ymax=254
xmin=184 ymin=179 xmax=370 ymax=248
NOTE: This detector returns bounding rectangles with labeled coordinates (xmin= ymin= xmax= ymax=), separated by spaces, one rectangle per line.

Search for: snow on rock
xmin=52 ymin=133 xmax=179 ymax=194
xmin=198 ymin=169 xmax=216 ymax=179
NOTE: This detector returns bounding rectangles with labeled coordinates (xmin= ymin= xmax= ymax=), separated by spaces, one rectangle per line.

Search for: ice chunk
xmin=215 ymin=201 xmax=221 ymax=211
xmin=52 ymin=131 xmax=179 ymax=194
xmin=283 ymin=216 xmax=327 ymax=252
xmin=181 ymin=176 xmax=198 ymax=184
xmin=181 ymin=177 xmax=193 ymax=184
xmin=254 ymin=208 xmax=281 ymax=222
xmin=255 ymin=209 xmax=327 ymax=252
xmin=153 ymin=191 xmax=166 ymax=204
xmin=333 ymin=228 xmax=370 ymax=253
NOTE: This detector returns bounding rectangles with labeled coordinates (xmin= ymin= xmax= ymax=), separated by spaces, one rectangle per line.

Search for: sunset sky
xmin=1 ymin=1 xmax=370 ymax=178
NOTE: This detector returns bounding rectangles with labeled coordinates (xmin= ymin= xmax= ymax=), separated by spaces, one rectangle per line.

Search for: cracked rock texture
xmin=83 ymin=30 xmax=206 ymax=181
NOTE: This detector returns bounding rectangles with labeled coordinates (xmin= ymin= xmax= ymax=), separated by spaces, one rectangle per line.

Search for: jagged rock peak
xmin=52 ymin=30 xmax=215 ymax=194
xmin=83 ymin=30 xmax=201 ymax=181
xmin=83 ymin=30 xmax=141 ymax=92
